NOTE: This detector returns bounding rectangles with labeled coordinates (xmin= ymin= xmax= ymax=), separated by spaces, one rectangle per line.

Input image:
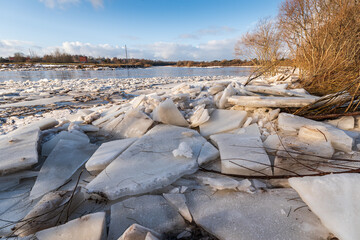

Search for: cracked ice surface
xmin=86 ymin=125 xmax=218 ymax=200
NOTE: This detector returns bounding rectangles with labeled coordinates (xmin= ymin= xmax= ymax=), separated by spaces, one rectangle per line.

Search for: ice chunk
xmin=0 ymin=171 xmax=38 ymax=191
xmin=0 ymin=129 xmax=40 ymax=175
xmin=211 ymin=134 xmax=272 ymax=176
xmin=30 ymin=140 xmax=97 ymax=200
xmin=298 ymin=125 xmax=328 ymax=142
xmin=186 ymin=187 xmax=329 ymax=240
xmin=163 ymin=193 xmax=192 ymax=222
xmin=152 ymin=98 xmax=189 ymax=127
xmin=172 ymin=142 xmax=193 ymax=158
xmin=277 ymin=136 xmax=334 ymax=161
xmin=36 ymin=212 xmax=106 ymax=240
xmin=195 ymin=172 xmax=239 ymax=191
xmin=5 ymin=118 xmax=58 ymax=137
xmin=189 ymin=104 xmax=210 ymax=128
xmin=326 ymin=116 xmax=355 ymax=130
xmin=14 ymin=190 xmax=81 ymax=236
xmin=85 ymin=138 xmax=137 ymax=172
xmin=108 ymin=195 xmax=186 ymax=240
xmin=197 ymin=141 xmax=219 ymax=165
xmin=278 ymin=113 xmax=353 ymax=152
xmin=217 ymin=84 xmax=236 ymax=109
xmin=228 ymin=96 xmax=317 ymax=108
xmin=289 ymin=174 xmax=360 ymax=240
xmin=112 ymin=108 xmax=153 ymax=138
xmin=86 ymin=125 xmax=210 ymax=200
xmin=118 ymin=224 xmax=161 ymax=240
xmin=199 ymin=109 xmax=247 ymax=137
xmin=228 ymin=123 xmax=261 ymax=138
xmin=41 ymin=131 xmax=90 ymax=156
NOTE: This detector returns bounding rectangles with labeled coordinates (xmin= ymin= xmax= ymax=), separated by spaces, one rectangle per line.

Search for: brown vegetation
xmin=279 ymin=0 xmax=360 ymax=95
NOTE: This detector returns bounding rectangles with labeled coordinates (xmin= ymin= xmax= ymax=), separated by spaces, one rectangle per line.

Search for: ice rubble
xmin=1 ymin=73 xmax=360 ymax=239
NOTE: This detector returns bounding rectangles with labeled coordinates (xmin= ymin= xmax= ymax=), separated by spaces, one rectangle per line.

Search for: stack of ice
xmin=0 ymin=74 xmax=359 ymax=240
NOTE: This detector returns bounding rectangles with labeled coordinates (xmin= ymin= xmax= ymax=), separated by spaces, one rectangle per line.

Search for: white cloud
xmin=88 ymin=0 xmax=103 ymax=8
xmin=0 ymin=39 xmax=237 ymax=61
xmin=0 ymin=40 xmax=41 ymax=57
xmin=39 ymin=0 xmax=103 ymax=9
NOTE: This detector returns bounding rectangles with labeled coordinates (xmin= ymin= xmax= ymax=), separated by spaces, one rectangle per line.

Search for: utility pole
xmin=125 ymin=45 xmax=129 ymax=77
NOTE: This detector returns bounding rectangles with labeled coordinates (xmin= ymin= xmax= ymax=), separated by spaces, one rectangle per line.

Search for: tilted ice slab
xmin=163 ymin=193 xmax=193 ymax=222
xmin=86 ymin=125 xmax=218 ymax=200
xmin=36 ymin=212 xmax=106 ymax=240
xmin=152 ymin=98 xmax=189 ymax=127
xmin=85 ymin=138 xmax=137 ymax=172
xmin=111 ymin=108 xmax=154 ymax=138
xmin=228 ymin=96 xmax=318 ymax=108
xmin=210 ymin=134 xmax=272 ymax=176
xmin=118 ymin=224 xmax=161 ymax=240
xmin=30 ymin=139 xmax=97 ymax=200
xmin=0 ymin=96 xmax=73 ymax=109
xmin=41 ymin=130 xmax=90 ymax=156
xmin=289 ymin=174 xmax=360 ymax=240
xmin=0 ymin=129 xmax=40 ymax=175
xmin=186 ymin=187 xmax=330 ymax=240
xmin=278 ymin=113 xmax=353 ymax=153
xmin=108 ymin=195 xmax=186 ymax=240
xmin=199 ymin=109 xmax=247 ymax=138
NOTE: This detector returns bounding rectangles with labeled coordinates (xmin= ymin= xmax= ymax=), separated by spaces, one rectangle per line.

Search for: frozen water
xmin=85 ymin=138 xmax=137 ymax=172
xmin=199 ymin=109 xmax=247 ymax=137
xmin=108 ymin=195 xmax=186 ymax=240
xmin=36 ymin=212 xmax=106 ymax=240
xmin=289 ymin=174 xmax=360 ymax=240
xmin=30 ymin=140 xmax=97 ymax=199
xmin=86 ymin=125 xmax=215 ymax=200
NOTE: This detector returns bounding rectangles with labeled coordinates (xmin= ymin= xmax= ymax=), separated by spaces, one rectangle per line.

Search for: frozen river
xmin=0 ymin=66 xmax=253 ymax=82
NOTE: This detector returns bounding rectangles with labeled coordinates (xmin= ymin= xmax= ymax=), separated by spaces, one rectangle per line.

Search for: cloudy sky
xmin=0 ymin=0 xmax=282 ymax=61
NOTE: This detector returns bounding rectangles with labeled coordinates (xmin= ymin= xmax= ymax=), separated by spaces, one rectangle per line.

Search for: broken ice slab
xmin=3 ymin=118 xmax=58 ymax=138
xmin=30 ymin=139 xmax=97 ymax=200
xmin=41 ymin=130 xmax=90 ymax=156
xmin=0 ymin=129 xmax=40 ymax=175
xmin=189 ymin=104 xmax=210 ymax=128
xmin=0 ymin=96 xmax=73 ymax=109
xmin=0 ymin=171 xmax=38 ymax=191
xmin=278 ymin=113 xmax=354 ymax=153
xmin=185 ymin=187 xmax=330 ymax=240
xmin=14 ymin=190 xmax=82 ymax=236
xmin=199 ymin=109 xmax=247 ymax=138
xmin=111 ymin=108 xmax=153 ymax=139
xmin=244 ymin=85 xmax=313 ymax=97
xmin=326 ymin=116 xmax=355 ymax=130
xmin=118 ymin=224 xmax=161 ymax=240
xmin=289 ymin=174 xmax=360 ymax=240
xmin=228 ymin=95 xmax=318 ymax=108
xmin=163 ymin=193 xmax=193 ymax=222
xmin=226 ymin=123 xmax=261 ymax=138
xmin=217 ymin=84 xmax=236 ymax=109
xmin=277 ymin=136 xmax=335 ymax=162
xmin=210 ymin=134 xmax=272 ymax=176
xmin=35 ymin=212 xmax=106 ymax=240
xmin=194 ymin=171 xmax=241 ymax=191
xmin=108 ymin=195 xmax=186 ymax=240
xmin=152 ymin=98 xmax=189 ymax=127
xmin=86 ymin=125 xmax=218 ymax=200
xmin=0 ymin=181 xmax=39 ymax=237
xmin=85 ymin=138 xmax=137 ymax=172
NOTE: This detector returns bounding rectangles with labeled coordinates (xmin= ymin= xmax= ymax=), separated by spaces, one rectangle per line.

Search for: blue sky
xmin=0 ymin=0 xmax=283 ymax=60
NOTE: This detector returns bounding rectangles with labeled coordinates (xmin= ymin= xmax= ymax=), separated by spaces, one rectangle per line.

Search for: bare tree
xmin=278 ymin=0 xmax=360 ymax=95
xmin=235 ymin=17 xmax=283 ymax=75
